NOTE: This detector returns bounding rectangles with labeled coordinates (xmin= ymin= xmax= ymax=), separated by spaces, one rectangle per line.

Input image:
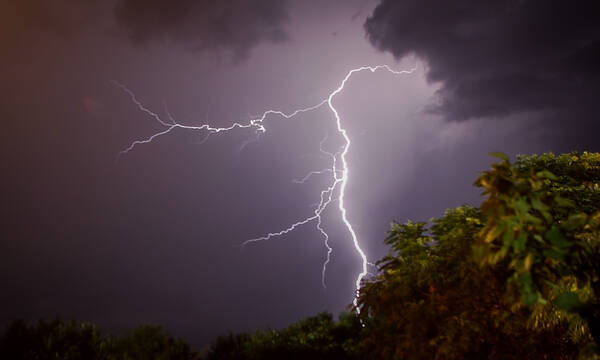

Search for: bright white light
xmin=115 ymin=65 xmax=416 ymax=311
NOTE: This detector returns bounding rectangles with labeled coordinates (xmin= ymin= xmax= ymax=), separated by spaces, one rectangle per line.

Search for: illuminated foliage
xmin=475 ymin=152 xmax=600 ymax=353
xmin=357 ymin=206 xmax=579 ymax=359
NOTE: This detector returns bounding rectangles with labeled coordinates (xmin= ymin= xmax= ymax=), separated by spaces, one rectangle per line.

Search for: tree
xmin=0 ymin=319 xmax=195 ymax=360
xmin=0 ymin=319 xmax=109 ymax=360
xmin=3 ymin=152 xmax=597 ymax=359
xmin=357 ymin=206 xmax=580 ymax=359
xmin=110 ymin=324 xmax=193 ymax=360
xmin=475 ymin=152 xmax=600 ymax=353
xmin=205 ymin=312 xmax=362 ymax=360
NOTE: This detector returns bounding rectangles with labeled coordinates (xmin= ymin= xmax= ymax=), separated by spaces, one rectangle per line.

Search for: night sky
xmin=2 ymin=0 xmax=600 ymax=348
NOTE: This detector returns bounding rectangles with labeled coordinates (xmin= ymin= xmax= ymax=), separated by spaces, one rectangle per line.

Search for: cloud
xmin=113 ymin=0 xmax=290 ymax=60
xmin=364 ymin=0 xmax=600 ymax=126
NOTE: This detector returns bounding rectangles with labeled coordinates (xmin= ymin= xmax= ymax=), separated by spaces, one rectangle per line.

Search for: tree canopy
xmin=356 ymin=151 xmax=600 ymax=359
xmin=0 ymin=319 xmax=194 ymax=360
xmin=2 ymin=152 xmax=598 ymax=359
xmin=475 ymin=152 xmax=600 ymax=354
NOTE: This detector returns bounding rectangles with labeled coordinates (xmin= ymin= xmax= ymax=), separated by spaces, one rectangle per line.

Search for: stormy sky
xmin=1 ymin=0 xmax=599 ymax=348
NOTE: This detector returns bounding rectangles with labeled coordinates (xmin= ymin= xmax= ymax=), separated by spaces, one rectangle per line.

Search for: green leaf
xmin=522 ymin=291 xmax=539 ymax=306
xmin=554 ymin=292 xmax=584 ymax=313
xmin=554 ymin=196 xmax=575 ymax=208
xmin=513 ymin=233 xmax=528 ymax=252
xmin=530 ymin=197 xmax=549 ymax=211
xmin=523 ymin=213 xmax=542 ymax=224
xmin=545 ymin=227 xmax=571 ymax=248
xmin=535 ymin=170 xmax=558 ymax=180
xmin=489 ymin=152 xmax=509 ymax=162
xmin=542 ymin=248 xmax=566 ymax=261
xmin=513 ymin=198 xmax=530 ymax=215
xmin=502 ymin=229 xmax=514 ymax=246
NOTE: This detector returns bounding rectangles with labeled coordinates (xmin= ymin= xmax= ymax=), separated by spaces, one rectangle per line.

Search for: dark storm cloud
xmin=364 ymin=0 xmax=600 ymax=123
xmin=114 ymin=0 xmax=290 ymax=59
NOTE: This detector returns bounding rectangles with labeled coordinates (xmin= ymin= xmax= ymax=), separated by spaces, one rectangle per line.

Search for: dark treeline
xmin=2 ymin=152 xmax=599 ymax=359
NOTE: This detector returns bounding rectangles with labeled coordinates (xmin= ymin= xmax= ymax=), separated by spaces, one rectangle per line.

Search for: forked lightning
xmin=115 ymin=65 xmax=415 ymax=310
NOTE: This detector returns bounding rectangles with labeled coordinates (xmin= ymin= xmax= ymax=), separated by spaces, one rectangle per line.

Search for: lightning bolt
xmin=115 ymin=65 xmax=416 ymax=311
